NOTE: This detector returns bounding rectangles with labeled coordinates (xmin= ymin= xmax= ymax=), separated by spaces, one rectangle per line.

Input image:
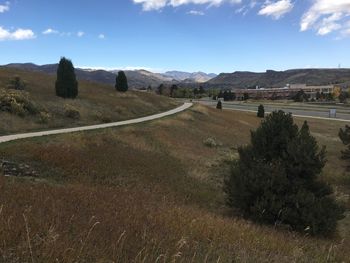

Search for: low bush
xmin=0 ymin=88 xmax=40 ymax=116
xmin=38 ymin=111 xmax=51 ymax=124
xmin=203 ymin=137 xmax=219 ymax=147
xmin=7 ymin=76 xmax=26 ymax=90
xmin=64 ymin=105 xmax=80 ymax=120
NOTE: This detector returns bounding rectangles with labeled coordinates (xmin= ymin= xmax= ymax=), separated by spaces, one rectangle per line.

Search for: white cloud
xmin=77 ymin=31 xmax=85 ymax=37
xmin=133 ymin=0 xmax=241 ymax=11
xmin=0 ymin=26 xmax=36 ymax=41
xmin=0 ymin=1 xmax=9 ymax=13
xmin=42 ymin=28 xmax=59 ymax=35
xmin=187 ymin=10 xmax=205 ymax=15
xmin=258 ymin=0 xmax=293 ymax=19
xmin=98 ymin=34 xmax=105 ymax=39
xmin=301 ymin=0 xmax=350 ymax=37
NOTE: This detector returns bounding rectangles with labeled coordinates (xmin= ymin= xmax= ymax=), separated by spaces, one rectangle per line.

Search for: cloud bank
xmin=0 ymin=1 xmax=9 ymax=13
xmin=300 ymin=0 xmax=350 ymax=37
xmin=0 ymin=26 xmax=36 ymax=41
xmin=133 ymin=0 xmax=241 ymax=11
xmin=258 ymin=0 xmax=294 ymax=20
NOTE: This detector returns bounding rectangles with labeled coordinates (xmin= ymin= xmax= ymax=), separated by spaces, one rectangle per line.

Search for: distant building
xmin=233 ymin=84 xmax=335 ymax=100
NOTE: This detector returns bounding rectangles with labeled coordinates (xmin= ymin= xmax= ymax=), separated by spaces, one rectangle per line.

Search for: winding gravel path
xmin=0 ymin=103 xmax=193 ymax=144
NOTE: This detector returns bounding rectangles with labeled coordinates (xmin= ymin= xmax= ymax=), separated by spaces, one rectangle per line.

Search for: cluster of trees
xmin=293 ymin=90 xmax=309 ymax=102
xmin=225 ymin=111 xmax=345 ymax=236
xmin=293 ymin=89 xmax=349 ymax=103
xmin=55 ymin=57 xmax=129 ymax=99
xmin=217 ymin=90 xmax=236 ymax=101
xmin=154 ymin=84 xmax=207 ymax=98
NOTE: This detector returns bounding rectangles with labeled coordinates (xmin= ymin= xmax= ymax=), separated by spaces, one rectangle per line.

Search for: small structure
xmin=329 ymin=109 xmax=337 ymax=118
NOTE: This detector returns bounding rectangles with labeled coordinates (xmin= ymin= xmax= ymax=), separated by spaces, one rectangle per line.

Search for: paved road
xmin=195 ymin=100 xmax=350 ymax=122
xmin=0 ymin=103 xmax=193 ymax=144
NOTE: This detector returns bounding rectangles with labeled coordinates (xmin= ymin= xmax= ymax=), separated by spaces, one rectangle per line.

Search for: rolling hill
xmin=0 ymin=67 xmax=178 ymax=135
xmin=206 ymin=68 xmax=350 ymax=89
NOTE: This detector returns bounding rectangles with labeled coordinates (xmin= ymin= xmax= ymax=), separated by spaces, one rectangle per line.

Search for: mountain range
xmin=163 ymin=71 xmax=217 ymax=83
xmin=206 ymin=69 xmax=350 ymax=89
xmin=3 ymin=64 xmax=350 ymax=90
xmin=2 ymin=63 xmax=217 ymax=89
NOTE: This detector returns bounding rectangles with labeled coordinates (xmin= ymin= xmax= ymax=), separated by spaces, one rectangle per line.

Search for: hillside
xmin=0 ymin=67 xmax=178 ymax=135
xmin=0 ymin=105 xmax=349 ymax=262
xmin=206 ymin=68 xmax=350 ymax=89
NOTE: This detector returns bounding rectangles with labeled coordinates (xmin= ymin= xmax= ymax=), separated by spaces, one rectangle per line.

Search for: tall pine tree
xmin=55 ymin=57 xmax=78 ymax=99
xmin=115 ymin=71 xmax=128 ymax=92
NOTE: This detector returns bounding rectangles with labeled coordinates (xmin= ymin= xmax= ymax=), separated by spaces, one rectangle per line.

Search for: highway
xmin=193 ymin=99 xmax=350 ymax=122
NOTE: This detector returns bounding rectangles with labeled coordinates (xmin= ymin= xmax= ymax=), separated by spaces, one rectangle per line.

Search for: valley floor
xmin=0 ymin=104 xmax=349 ymax=262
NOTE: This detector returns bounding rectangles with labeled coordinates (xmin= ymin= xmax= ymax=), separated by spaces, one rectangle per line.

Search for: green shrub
xmin=257 ymin=104 xmax=265 ymax=118
xmin=203 ymin=137 xmax=221 ymax=148
xmin=225 ymin=111 xmax=344 ymax=236
xmin=38 ymin=111 xmax=51 ymax=124
xmin=64 ymin=105 xmax=80 ymax=120
xmin=0 ymin=89 xmax=40 ymax=116
xmin=216 ymin=100 xmax=222 ymax=110
xmin=7 ymin=76 xmax=26 ymax=90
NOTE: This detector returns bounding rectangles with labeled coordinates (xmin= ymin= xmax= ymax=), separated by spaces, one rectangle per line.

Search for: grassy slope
xmin=0 ymin=105 xmax=349 ymax=262
xmin=0 ymin=67 xmax=178 ymax=135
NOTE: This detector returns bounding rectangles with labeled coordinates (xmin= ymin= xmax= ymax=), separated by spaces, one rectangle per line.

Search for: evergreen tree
xmin=157 ymin=84 xmax=165 ymax=95
xmin=339 ymin=92 xmax=348 ymax=103
xmin=115 ymin=71 xmax=128 ymax=92
xmin=216 ymin=100 xmax=222 ymax=110
xmin=170 ymin=84 xmax=178 ymax=97
xmin=243 ymin=92 xmax=249 ymax=101
xmin=257 ymin=104 xmax=265 ymax=118
xmin=225 ymin=111 xmax=344 ymax=236
xmin=339 ymin=125 xmax=350 ymax=170
xmin=55 ymin=57 xmax=78 ymax=99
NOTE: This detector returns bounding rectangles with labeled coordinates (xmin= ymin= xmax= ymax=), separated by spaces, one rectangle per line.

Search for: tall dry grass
xmin=1 ymin=180 xmax=349 ymax=262
xmin=0 ymin=105 xmax=349 ymax=262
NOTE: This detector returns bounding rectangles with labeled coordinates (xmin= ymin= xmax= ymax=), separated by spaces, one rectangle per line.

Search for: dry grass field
xmin=0 ymin=67 xmax=178 ymax=135
xmin=0 ymin=104 xmax=349 ymax=262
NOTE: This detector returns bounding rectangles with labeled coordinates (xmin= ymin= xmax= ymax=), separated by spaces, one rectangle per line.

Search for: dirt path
xmin=0 ymin=103 xmax=193 ymax=144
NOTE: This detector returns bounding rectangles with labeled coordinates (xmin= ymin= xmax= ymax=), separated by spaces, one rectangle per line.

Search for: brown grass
xmin=0 ymin=67 xmax=178 ymax=135
xmin=0 ymin=104 xmax=349 ymax=262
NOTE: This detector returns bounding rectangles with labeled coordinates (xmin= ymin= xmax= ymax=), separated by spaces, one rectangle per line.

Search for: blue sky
xmin=0 ymin=0 xmax=350 ymax=73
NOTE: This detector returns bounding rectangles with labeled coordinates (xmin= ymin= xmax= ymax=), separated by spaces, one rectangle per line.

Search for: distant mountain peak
xmin=163 ymin=71 xmax=217 ymax=82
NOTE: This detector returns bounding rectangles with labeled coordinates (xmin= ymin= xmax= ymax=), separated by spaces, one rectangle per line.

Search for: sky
xmin=0 ymin=0 xmax=350 ymax=74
